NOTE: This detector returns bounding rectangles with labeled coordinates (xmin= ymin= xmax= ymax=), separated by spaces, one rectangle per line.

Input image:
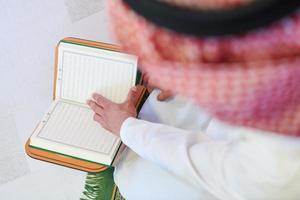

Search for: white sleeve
xmin=120 ymin=117 xmax=300 ymax=200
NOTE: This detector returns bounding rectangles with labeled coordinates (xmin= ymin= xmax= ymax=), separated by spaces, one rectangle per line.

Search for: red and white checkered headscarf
xmin=108 ymin=0 xmax=300 ymax=136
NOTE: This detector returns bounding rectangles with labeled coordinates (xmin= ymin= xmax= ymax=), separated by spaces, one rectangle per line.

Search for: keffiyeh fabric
xmin=108 ymin=0 xmax=300 ymax=136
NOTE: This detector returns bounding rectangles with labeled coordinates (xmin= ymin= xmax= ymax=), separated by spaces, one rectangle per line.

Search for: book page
xmin=56 ymin=42 xmax=138 ymax=104
xmin=30 ymin=100 xmax=121 ymax=165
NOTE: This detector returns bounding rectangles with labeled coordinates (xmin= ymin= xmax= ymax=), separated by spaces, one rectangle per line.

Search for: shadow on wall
xmin=64 ymin=0 xmax=105 ymax=22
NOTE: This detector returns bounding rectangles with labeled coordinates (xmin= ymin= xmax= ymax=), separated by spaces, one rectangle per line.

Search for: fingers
xmin=126 ymin=86 xmax=137 ymax=103
xmin=87 ymin=100 xmax=104 ymax=114
xmin=93 ymin=113 xmax=102 ymax=122
xmin=93 ymin=113 xmax=108 ymax=129
xmin=92 ymin=93 xmax=112 ymax=107
xmin=143 ymin=73 xmax=150 ymax=86
xmin=142 ymin=73 xmax=154 ymax=92
xmin=157 ymin=90 xmax=173 ymax=101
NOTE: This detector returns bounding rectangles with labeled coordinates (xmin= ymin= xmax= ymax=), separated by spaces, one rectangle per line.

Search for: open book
xmin=26 ymin=38 xmax=146 ymax=171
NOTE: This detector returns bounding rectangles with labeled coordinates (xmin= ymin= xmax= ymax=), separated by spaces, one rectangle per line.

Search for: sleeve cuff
xmin=120 ymin=117 xmax=137 ymax=142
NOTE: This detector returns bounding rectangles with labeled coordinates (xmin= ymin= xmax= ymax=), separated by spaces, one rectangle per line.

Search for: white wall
xmin=0 ymin=0 xmax=112 ymax=199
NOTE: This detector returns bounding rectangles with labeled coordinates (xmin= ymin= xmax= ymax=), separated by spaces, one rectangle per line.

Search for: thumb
xmin=125 ymin=86 xmax=137 ymax=103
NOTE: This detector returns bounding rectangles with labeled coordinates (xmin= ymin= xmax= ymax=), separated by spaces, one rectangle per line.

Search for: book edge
xmin=29 ymin=144 xmax=113 ymax=167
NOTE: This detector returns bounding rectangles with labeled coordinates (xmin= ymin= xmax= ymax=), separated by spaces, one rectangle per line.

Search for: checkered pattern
xmin=107 ymin=0 xmax=300 ymax=136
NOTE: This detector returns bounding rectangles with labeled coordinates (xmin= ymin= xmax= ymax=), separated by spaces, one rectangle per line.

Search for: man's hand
xmin=143 ymin=73 xmax=173 ymax=101
xmin=87 ymin=87 xmax=137 ymax=136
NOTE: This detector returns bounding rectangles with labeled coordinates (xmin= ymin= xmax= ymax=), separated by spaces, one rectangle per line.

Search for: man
xmin=88 ymin=0 xmax=300 ymax=199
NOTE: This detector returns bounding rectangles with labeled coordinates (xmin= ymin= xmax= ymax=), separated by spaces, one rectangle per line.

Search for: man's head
xmin=108 ymin=0 xmax=300 ymax=136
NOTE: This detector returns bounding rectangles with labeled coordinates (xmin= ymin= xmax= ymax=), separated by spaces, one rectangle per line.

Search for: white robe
xmin=114 ymin=90 xmax=300 ymax=200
